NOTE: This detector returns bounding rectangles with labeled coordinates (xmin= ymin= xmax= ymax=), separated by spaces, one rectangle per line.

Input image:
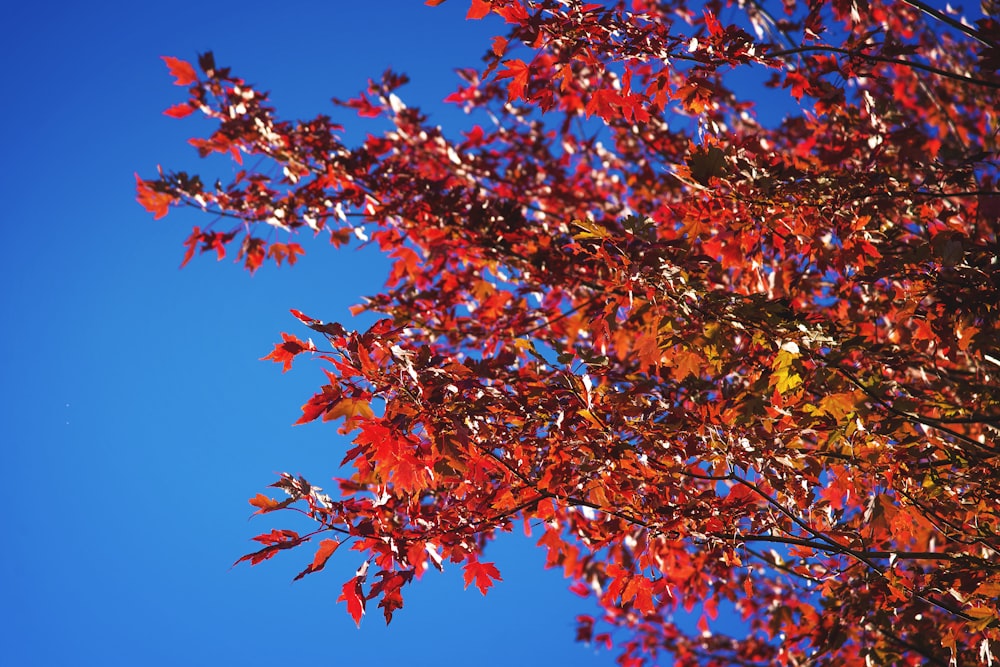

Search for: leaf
xmin=293 ymin=539 xmax=340 ymax=581
xmin=289 ymin=310 xmax=347 ymax=338
xmin=770 ymin=348 xmax=803 ymax=395
xmin=248 ymin=493 xmax=279 ymax=514
xmin=687 ymin=147 xmax=727 ymax=186
xmin=965 ymin=606 xmax=998 ymax=632
xmin=495 ymin=59 xmax=530 ymax=101
xmin=148 ymin=14 xmax=1000 ymax=663
xmin=163 ymin=103 xmax=195 ymax=118
xmin=134 ymin=174 xmax=173 ymax=220
xmin=811 ymin=391 xmax=858 ymax=421
xmin=295 ymin=386 xmax=341 ymax=425
xmin=325 ymin=397 xmax=375 ymax=432
xmin=586 ymin=88 xmax=620 ymax=120
xmin=261 ymin=332 xmax=315 ymax=373
xmin=289 ymin=309 xmax=318 ymax=325
xmin=572 ymin=219 xmax=611 ymax=240
xmin=161 ymin=56 xmax=198 ymax=86
xmin=267 ymin=242 xmax=305 ymax=267
xmin=463 ymin=560 xmax=502 ymax=595
xmin=621 ymin=575 xmax=656 ymax=615
xmin=338 ymin=564 xmax=368 ymax=627
xmin=467 ymin=0 xmax=491 ymax=19
xmin=234 ymin=530 xmax=302 ymax=567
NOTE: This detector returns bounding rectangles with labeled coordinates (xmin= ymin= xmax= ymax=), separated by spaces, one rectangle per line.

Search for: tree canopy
xmin=139 ymin=1 xmax=1000 ymax=664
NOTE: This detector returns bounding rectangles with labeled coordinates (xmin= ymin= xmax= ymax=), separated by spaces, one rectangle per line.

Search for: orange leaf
xmin=161 ymin=56 xmax=198 ymax=86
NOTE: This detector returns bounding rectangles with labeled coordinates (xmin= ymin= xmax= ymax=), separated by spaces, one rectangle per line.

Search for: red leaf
xmin=234 ymin=530 xmax=302 ymax=566
xmin=134 ymin=174 xmax=173 ymax=220
xmin=179 ymin=227 xmax=201 ymax=268
xmin=261 ymin=332 xmax=315 ymax=373
xmin=704 ymin=10 xmax=722 ymax=37
xmin=467 ymin=0 xmax=491 ymax=19
xmin=491 ymin=36 xmax=508 ymax=57
xmin=268 ymin=242 xmax=305 ymax=267
xmin=252 ymin=529 xmax=301 ymax=546
xmin=295 ymin=386 xmax=342 ymax=425
xmin=425 ymin=0 xmax=447 ymax=5
xmin=338 ymin=566 xmax=368 ymax=627
xmin=294 ymin=539 xmax=340 ymax=581
xmin=248 ymin=493 xmax=280 ymax=514
xmin=463 ymin=560 xmax=502 ymax=595
xmin=586 ymin=88 xmax=620 ymax=120
xmin=161 ymin=56 xmax=198 ymax=86
xmin=290 ymin=309 xmax=317 ymax=325
xmin=495 ymin=59 xmax=530 ymax=102
xmin=163 ymin=102 xmax=195 ymax=118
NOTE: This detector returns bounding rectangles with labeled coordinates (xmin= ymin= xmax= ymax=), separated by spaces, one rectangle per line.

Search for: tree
xmin=138 ymin=1 xmax=1000 ymax=664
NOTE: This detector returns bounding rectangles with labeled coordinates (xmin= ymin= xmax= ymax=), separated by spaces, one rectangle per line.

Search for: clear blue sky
xmin=0 ymin=2 xmax=629 ymax=666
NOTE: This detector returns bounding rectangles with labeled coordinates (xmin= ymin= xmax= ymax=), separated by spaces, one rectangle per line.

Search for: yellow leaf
xmin=815 ymin=391 xmax=859 ymax=421
xmin=771 ymin=348 xmax=802 ymax=394
xmin=974 ymin=582 xmax=1000 ymax=598
xmin=572 ymin=219 xmax=611 ymax=240
xmin=327 ymin=398 xmax=375 ymax=433
xmin=577 ymin=409 xmax=603 ymax=428
xmin=965 ymin=606 xmax=998 ymax=632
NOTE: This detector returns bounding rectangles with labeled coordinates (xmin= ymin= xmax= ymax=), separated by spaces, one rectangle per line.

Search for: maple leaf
xmin=147 ymin=9 xmax=1000 ymax=663
xmin=467 ymin=0 xmax=491 ymax=19
xmin=293 ymin=539 xmax=340 ymax=581
xmin=163 ymin=103 xmax=195 ymax=119
xmin=261 ymin=332 xmax=315 ymax=373
xmin=491 ymin=36 xmax=508 ymax=57
xmin=965 ymin=607 xmax=998 ymax=632
xmin=585 ymin=88 xmax=620 ymax=121
xmin=687 ymin=147 xmax=728 ymax=186
xmin=325 ymin=397 xmax=375 ymax=433
xmin=234 ymin=529 xmax=302 ymax=566
xmin=463 ymin=560 xmax=502 ymax=595
xmin=495 ymin=59 xmax=530 ymax=101
xmin=161 ymin=56 xmax=197 ymax=86
xmin=703 ymin=10 xmax=722 ymax=37
xmin=267 ymin=242 xmax=305 ymax=267
xmin=338 ymin=562 xmax=369 ymax=627
xmin=248 ymin=493 xmax=280 ymax=514
xmin=134 ymin=174 xmax=173 ymax=220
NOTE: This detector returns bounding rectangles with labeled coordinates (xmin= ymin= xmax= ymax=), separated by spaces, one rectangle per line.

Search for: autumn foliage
xmin=139 ymin=0 xmax=1000 ymax=664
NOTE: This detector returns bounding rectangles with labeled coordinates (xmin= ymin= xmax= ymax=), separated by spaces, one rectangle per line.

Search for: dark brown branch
xmin=766 ymin=45 xmax=1000 ymax=89
xmin=901 ymin=0 xmax=993 ymax=46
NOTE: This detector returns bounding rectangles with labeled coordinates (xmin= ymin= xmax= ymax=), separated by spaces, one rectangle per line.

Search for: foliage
xmin=139 ymin=1 xmax=1000 ymax=664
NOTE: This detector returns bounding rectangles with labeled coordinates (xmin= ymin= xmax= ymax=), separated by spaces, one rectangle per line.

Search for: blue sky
xmin=0 ymin=2 xmax=625 ymax=665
